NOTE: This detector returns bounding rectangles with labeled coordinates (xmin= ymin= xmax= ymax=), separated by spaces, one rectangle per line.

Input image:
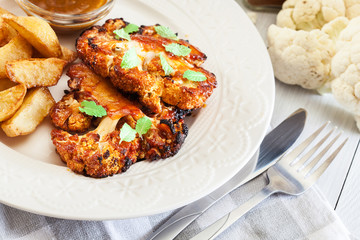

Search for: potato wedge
xmin=3 ymin=15 xmax=62 ymax=58
xmin=0 ymin=78 xmax=16 ymax=91
xmin=60 ymin=45 xmax=78 ymax=64
xmin=0 ymin=34 xmax=32 ymax=78
xmin=6 ymin=58 xmax=67 ymax=88
xmin=1 ymin=87 xmax=55 ymax=137
xmin=0 ymin=18 xmax=18 ymax=47
xmin=0 ymin=83 xmax=26 ymax=122
xmin=0 ymin=19 xmax=9 ymax=46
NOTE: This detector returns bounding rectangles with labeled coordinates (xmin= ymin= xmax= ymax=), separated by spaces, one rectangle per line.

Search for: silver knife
xmin=146 ymin=108 xmax=307 ymax=240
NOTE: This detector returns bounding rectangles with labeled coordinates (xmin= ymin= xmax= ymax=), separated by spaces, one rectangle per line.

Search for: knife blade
xmin=146 ymin=108 xmax=307 ymax=240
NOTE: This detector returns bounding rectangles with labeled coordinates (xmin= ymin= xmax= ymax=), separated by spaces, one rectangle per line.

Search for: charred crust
xmin=175 ymin=132 xmax=182 ymax=144
xmin=97 ymin=156 xmax=103 ymax=165
xmin=103 ymin=150 xmax=110 ymax=159
xmin=182 ymin=124 xmax=188 ymax=136
xmin=121 ymin=157 xmax=133 ymax=172
xmin=88 ymin=38 xmax=98 ymax=50
xmin=98 ymin=27 xmax=107 ymax=32
xmin=160 ymin=119 xmax=176 ymax=134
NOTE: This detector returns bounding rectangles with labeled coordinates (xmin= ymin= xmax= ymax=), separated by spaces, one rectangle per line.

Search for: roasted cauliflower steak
xmin=76 ymin=18 xmax=217 ymax=114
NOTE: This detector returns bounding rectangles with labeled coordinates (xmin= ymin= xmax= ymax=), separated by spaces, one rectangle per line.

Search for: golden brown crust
xmin=76 ymin=18 xmax=217 ymax=114
xmin=49 ymin=92 xmax=92 ymax=133
xmin=51 ymin=128 xmax=140 ymax=178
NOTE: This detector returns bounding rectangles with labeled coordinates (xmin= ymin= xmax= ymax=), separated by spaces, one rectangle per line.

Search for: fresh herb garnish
xmin=124 ymin=23 xmax=139 ymax=33
xmin=154 ymin=25 xmax=178 ymax=40
xmin=164 ymin=43 xmax=191 ymax=56
xmin=119 ymin=116 xmax=152 ymax=143
xmin=135 ymin=116 xmax=152 ymax=136
xmin=159 ymin=53 xmax=174 ymax=76
xmin=114 ymin=29 xmax=130 ymax=41
xmin=119 ymin=123 xmax=137 ymax=143
xmin=79 ymin=100 xmax=107 ymax=117
xmin=113 ymin=23 xmax=139 ymax=41
xmin=121 ymin=47 xmax=140 ymax=69
xmin=183 ymin=70 xmax=207 ymax=82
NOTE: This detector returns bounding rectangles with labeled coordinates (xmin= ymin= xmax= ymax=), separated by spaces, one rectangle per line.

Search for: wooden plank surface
xmin=233 ymin=0 xmax=360 ymax=237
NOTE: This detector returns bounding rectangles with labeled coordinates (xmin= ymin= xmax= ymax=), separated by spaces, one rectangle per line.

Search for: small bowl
xmin=15 ymin=0 xmax=115 ymax=32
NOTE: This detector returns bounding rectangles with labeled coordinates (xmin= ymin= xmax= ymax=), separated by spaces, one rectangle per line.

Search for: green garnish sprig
xmin=183 ymin=70 xmax=207 ymax=82
xmin=154 ymin=25 xmax=178 ymax=40
xmin=113 ymin=23 xmax=139 ymax=41
xmin=79 ymin=100 xmax=107 ymax=117
xmin=121 ymin=47 xmax=141 ymax=69
xmin=164 ymin=43 xmax=191 ymax=56
xmin=159 ymin=53 xmax=174 ymax=76
xmin=119 ymin=116 xmax=152 ymax=143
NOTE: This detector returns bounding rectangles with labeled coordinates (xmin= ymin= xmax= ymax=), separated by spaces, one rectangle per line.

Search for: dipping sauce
xmin=27 ymin=0 xmax=107 ymax=14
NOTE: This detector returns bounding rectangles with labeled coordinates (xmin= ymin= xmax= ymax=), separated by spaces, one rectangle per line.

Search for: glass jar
xmin=15 ymin=0 xmax=115 ymax=32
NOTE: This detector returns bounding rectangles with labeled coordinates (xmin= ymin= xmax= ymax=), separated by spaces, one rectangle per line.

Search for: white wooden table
xmin=234 ymin=0 xmax=360 ymax=237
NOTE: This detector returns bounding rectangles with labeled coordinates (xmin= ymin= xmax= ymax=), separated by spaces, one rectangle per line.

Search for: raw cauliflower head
xmin=277 ymin=0 xmax=346 ymax=30
xmin=268 ymin=24 xmax=335 ymax=89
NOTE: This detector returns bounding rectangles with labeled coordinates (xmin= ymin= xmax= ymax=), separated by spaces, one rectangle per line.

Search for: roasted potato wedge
xmin=0 ymin=34 xmax=32 ymax=78
xmin=2 ymin=15 xmax=62 ymax=58
xmin=0 ymin=8 xmax=16 ymax=46
xmin=0 ymin=18 xmax=9 ymax=46
xmin=6 ymin=58 xmax=67 ymax=88
xmin=1 ymin=87 xmax=55 ymax=137
xmin=60 ymin=45 xmax=77 ymax=64
xmin=0 ymin=78 xmax=16 ymax=91
xmin=0 ymin=83 xmax=26 ymax=122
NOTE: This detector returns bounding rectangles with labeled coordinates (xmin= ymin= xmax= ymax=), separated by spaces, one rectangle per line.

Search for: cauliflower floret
xmin=321 ymin=16 xmax=349 ymax=40
xmin=331 ymin=32 xmax=360 ymax=129
xmin=277 ymin=0 xmax=346 ymax=30
xmin=337 ymin=16 xmax=360 ymax=48
xmin=344 ymin=0 xmax=360 ymax=19
xmin=268 ymin=24 xmax=335 ymax=89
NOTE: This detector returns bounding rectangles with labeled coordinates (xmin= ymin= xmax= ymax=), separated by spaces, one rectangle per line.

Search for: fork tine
xmin=281 ymin=122 xmax=330 ymax=164
xmin=292 ymin=127 xmax=335 ymax=168
xmin=306 ymin=137 xmax=348 ymax=180
xmin=301 ymin=131 xmax=341 ymax=175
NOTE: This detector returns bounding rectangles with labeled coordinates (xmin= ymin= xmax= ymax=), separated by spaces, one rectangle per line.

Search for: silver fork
xmin=190 ymin=122 xmax=348 ymax=240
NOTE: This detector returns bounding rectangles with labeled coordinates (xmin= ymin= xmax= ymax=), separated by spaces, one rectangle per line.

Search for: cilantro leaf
xmin=113 ymin=23 xmax=139 ymax=41
xmin=159 ymin=53 xmax=174 ymax=76
xmin=135 ymin=116 xmax=152 ymax=136
xmin=79 ymin=100 xmax=107 ymax=117
xmin=120 ymin=123 xmax=137 ymax=143
xmin=124 ymin=23 xmax=139 ymax=33
xmin=154 ymin=25 xmax=178 ymax=40
xmin=113 ymin=28 xmax=130 ymax=41
xmin=164 ymin=43 xmax=191 ymax=56
xmin=121 ymin=47 xmax=140 ymax=69
xmin=183 ymin=70 xmax=207 ymax=82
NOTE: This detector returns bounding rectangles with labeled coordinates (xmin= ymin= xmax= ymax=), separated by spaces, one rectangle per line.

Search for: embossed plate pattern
xmin=0 ymin=0 xmax=274 ymax=220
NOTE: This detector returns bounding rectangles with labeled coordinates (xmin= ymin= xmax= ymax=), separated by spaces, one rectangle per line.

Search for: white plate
xmin=0 ymin=0 xmax=274 ymax=220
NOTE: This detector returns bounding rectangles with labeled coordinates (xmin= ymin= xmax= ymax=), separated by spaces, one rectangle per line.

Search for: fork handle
xmin=190 ymin=184 xmax=276 ymax=240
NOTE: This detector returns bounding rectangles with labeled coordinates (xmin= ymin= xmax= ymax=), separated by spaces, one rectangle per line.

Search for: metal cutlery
xmin=147 ymin=108 xmax=306 ymax=240
xmin=190 ymin=122 xmax=347 ymax=240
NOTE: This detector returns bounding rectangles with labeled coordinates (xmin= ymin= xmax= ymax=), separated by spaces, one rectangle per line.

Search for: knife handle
xmin=190 ymin=184 xmax=275 ymax=240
